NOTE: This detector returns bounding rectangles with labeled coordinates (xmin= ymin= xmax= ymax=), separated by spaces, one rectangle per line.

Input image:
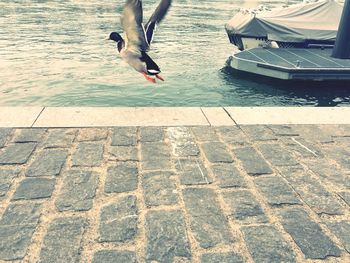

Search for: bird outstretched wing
xmin=145 ymin=0 xmax=172 ymax=45
xmin=121 ymin=0 xmax=149 ymax=53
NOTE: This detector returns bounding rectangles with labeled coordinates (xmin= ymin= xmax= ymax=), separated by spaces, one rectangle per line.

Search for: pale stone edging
xmin=0 ymin=107 xmax=350 ymax=127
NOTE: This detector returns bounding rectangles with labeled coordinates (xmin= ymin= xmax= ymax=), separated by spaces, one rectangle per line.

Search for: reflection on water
xmin=0 ymin=0 xmax=349 ymax=106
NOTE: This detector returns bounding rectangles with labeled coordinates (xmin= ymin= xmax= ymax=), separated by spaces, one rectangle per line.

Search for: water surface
xmin=0 ymin=0 xmax=349 ymax=106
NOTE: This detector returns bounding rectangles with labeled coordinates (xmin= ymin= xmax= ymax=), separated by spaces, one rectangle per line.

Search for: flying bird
xmin=109 ymin=0 xmax=172 ymax=83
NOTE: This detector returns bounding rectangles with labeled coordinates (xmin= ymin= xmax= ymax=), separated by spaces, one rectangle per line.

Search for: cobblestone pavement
xmin=0 ymin=125 xmax=349 ymax=263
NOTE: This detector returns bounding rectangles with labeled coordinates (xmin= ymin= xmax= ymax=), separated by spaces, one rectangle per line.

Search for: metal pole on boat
xmin=332 ymin=0 xmax=350 ymax=59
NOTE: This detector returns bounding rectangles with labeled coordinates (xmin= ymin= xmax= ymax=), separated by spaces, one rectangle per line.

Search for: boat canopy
xmin=226 ymin=0 xmax=343 ymax=43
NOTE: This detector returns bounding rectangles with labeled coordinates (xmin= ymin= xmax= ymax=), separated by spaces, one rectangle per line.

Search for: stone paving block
xmin=39 ymin=217 xmax=86 ymax=263
xmin=0 ymin=203 xmax=42 ymax=226
xmin=140 ymin=127 xmax=164 ymax=142
xmin=145 ymin=210 xmax=191 ymax=262
xmin=56 ymin=170 xmax=98 ymax=211
xmin=233 ymin=147 xmax=273 ymax=175
xmin=143 ymin=171 xmax=178 ymax=206
xmin=338 ymin=191 xmax=350 ymax=206
xmin=99 ymin=195 xmax=138 ymax=242
xmin=201 ymin=252 xmax=244 ymax=263
xmin=43 ymin=129 xmax=76 ymax=148
xmin=176 ymin=159 xmax=212 ymax=185
xmin=111 ymin=127 xmax=137 ymax=146
xmin=217 ymin=126 xmax=248 ymax=145
xmin=109 ymin=146 xmax=138 ymax=161
xmin=280 ymin=137 xmax=324 ymax=158
xmin=14 ymin=128 xmax=46 ymax=143
xmin=326 ymin=221 xmax=350 ymax=253
xmin=305 ymin=159 xmax=350 ymax=189
xmin=12 ymin=178 xmax=56 ymax=200
xmin=0 ymin=225 xmax=37 ymax=261
xmin=281 ymin=168 xmax=343 ymax=215
xmin=0 ymin=169 xmax=20 ymax=199
xmin=223 ymin=190 xmax=268 ymax=224
xmin=0 ymin=128 xmax=12 ymax=148
xmin=0 ymin=202 xmax=42 ymax=261
xmin=191 ymin=126 xmax=219 ymax=141
xmin=259 ymin=144 xmax=299 ymax=166
xmin=211 ymin=163 xmax=246 ymax=188
xmin=72 ymin=142 xmax=104 ymax=167
xmin=77 ymin=128 xmax=108 ymax=141
xmin=293 ymin=125 xmax=333 ymax=143
xmin=201 ymin=142 xmax=233 ymax=163
xmin=26 ymin=149 xmax=68 ymax=177
xmin=241 ymin=125 xmax=277 ymax=141
xmin=0 ymin=143 xmax=36 ymax=164
xmin=168 ymin=127 xmax=200 ymax=157
xmin=141 ymin=142 xmax=172 ymax=170
xmin=323 ymin=146 xmax=350 ymax=171
xmin=105 ymin=162 xmax=138 ymax=193
xmin=279 ymin=208 xmax=341 ymax=259
xmin=241 ymin=225 xmax=296 ymax=263
xmin=268 ymin=125 xmax=299 ymax=136
xmin=92 ymin=250 xmax=136 ymax=263
xmin=183 ymin=188 xmax=233 ymax=248
xmin=254 ymin=176 xmax=301 ymax=206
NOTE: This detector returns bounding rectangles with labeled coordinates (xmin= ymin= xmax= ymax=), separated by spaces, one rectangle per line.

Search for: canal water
xmin=0 ymin=0 xmax=349 ymax=106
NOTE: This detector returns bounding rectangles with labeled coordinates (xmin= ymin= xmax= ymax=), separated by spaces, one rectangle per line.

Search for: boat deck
xmin=230 ymin=48 xmax=350 ymax=80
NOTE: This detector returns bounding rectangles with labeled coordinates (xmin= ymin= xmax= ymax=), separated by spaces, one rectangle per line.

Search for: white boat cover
xmin=225 ymin=0 xmax=343 ymax=42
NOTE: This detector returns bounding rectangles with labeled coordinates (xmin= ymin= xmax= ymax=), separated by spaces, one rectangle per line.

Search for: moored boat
xmin=225 ymin=0 xmax=343 ymax=51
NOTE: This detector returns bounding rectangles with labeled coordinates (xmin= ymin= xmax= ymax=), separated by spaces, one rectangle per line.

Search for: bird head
xmin=109 ymin=32 xmax=123 ymax=42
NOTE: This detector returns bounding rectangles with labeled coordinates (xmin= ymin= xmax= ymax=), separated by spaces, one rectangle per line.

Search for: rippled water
xmin=0 ymin=0 xmax=349 ymax=106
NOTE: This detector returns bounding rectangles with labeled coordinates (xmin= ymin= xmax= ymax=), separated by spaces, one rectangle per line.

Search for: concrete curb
xmin=1 ymin=107 xmax=350 ymax=127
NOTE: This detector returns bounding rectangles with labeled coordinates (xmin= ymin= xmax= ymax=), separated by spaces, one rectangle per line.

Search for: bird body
xmin=109 ymin=0 xmax=172 ymax=83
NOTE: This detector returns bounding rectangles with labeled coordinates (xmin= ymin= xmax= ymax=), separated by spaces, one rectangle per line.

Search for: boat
xmin=225 ymin=0 xmax=343 ymax=51
xmin=225 ymin=0 xmax=350 ymax=81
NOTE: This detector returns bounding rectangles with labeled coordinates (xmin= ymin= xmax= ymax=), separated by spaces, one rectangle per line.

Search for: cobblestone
xmin=105 ymin=162 xmax=138 ymax=193
xmin=200 ymin=252 xmax=244 ymax=263
xmin=25 ymin=149 xmax=68 ymax=177
xmin=211 ymin=163 xmax=246 ymax=188
xmin=145 ymin=210 xmax=191 ymax=262
xmin=0 ymin=128 xmax=12 ymax=148
xmin=241 ymin=125 xmax=277 ymax=141
xmin=0 ymin=203 xmax=41 ymax=261
xmin=14 ymin=128 xmax=46 ymax=143
xmin=140 ymin=127 xmax=164 ymax=142
xmin=241 ymin=225 xmax=296 ymax=263
xmin=39 ymin=217 xmax=86 ymax=263
xmin=0 ymin=125 xmax=349 ymax=262
xmin=176 ymin=158 xmax=212 ymax=185
xmin=326 ymin=221 xmax=350 ymax=253
xmin=183 ymin=188 xmax=233 ymax=248
xmin=233 ymin=147 xmax=273 ymax=175
xmin=281 ymin=167 xmax=344 ymax=215
xmin=0 ymin=143 xmax=36 ymax=164
xmin=99 ymin=195 xmax=138 ymax=242
xmin=111 ymin=127 xmax=137 ymax=146
xmin=12 ymin=178 xmax=56 ymax=200
xmin=72 ymin=142 xmax=104 ymax=167
xmin=143 ymin=171 xmax=178 ymax=206
xmin=223 ymin=190 xmax=268 ymax=224
xmin=55 ymin=170 xmax=98 ymax=211
xmin=92 ymin=250 xmax=136 ymax=263
xmin=168 ymin=127 xmax=200 ymax=157
xmin=254 ymin=176 xmax=301 ymax=206
xmin=0 ymin=169 xmax=20 ymax=199
xmin=279 ymin=208 xmax=341 ymax=259
xmin=201 ymin=142 xmax=233 ymax=163
xmin=43 ymin=129 xmax=76 ymax=148
xmin=259 ymin=143 xmax=299 ymax=166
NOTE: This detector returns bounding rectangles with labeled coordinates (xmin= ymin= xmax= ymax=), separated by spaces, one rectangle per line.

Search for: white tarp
xmin=226 ymin=0 xmax=344 ymax=42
